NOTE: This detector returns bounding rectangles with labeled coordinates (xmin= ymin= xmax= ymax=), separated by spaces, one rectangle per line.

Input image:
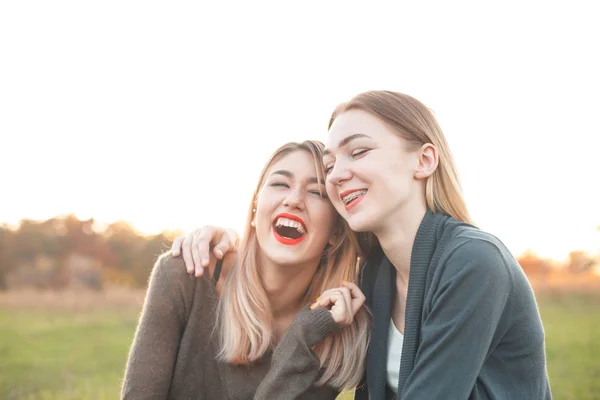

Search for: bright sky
xmin=1 ymin=1 xmax=599 ymax=262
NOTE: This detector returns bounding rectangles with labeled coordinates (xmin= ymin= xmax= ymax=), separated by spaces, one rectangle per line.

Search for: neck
xmin=373 ymin=202 xmax=427 ymax=285
xmin=259 ymin=255 xmax=319 ymax=321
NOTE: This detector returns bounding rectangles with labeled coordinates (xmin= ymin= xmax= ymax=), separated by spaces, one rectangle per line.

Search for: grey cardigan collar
xmin=357 ymin=210 xmax=461 ymax=399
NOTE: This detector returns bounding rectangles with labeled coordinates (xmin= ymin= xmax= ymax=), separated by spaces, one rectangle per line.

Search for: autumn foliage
xmin=0 ymin=215 xmax=181 ymax=290
xmin=0 ymin=214 xmax=597 ymax=292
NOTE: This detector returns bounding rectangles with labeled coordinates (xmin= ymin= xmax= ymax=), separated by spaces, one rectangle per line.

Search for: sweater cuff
xmin=289 ymin=305 xmax=340 ymax=347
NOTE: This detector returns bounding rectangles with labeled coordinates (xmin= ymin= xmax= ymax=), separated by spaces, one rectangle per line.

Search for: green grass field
xmin=0 ymin=290 xmax=598 ymax=399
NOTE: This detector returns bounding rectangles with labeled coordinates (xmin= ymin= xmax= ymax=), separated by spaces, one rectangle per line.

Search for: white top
xmin=387 ymin=318 xmax=404 ymax=393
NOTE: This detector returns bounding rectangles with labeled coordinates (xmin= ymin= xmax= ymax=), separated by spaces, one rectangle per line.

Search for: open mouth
xmin=272 ymin=214 xmax=307 ymax=245
xmin=341 ymin=189 xmax=368 ymax=210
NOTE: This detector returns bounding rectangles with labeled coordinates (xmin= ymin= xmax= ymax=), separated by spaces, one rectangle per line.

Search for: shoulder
xmin=451 ymin=227 xmax=512 ymax=260
xmin=152 ymin=251 xmax=191 ymax=281
xmin=440 ymin=227 xmax=519 ymax=287
xmin=149 ymin=251 xmax=213 ymax=295
xmin=146 ymin=252 xmax=220 ymax=321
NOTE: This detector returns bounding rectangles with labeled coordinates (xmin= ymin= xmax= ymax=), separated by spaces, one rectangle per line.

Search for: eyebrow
xmin=323 ymin=133 xmax=372 ymax=156
xmin=270 ymin=170 xmax=325 ymax=185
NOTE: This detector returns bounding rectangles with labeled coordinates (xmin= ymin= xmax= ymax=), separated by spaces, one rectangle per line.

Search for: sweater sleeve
xmin=253 ymin=306 xmax=341 ymax=400
xmin=121 ymin=253 xmax=196 ymax=400
xmin=401 ymin=239 xmax=511 ymax=399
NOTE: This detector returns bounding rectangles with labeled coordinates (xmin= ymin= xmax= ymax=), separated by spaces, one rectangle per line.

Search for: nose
xmin=327 ymin=160 xmax=352 ymax=187
xmin=283 ymin=186 xmax=306 ymax=210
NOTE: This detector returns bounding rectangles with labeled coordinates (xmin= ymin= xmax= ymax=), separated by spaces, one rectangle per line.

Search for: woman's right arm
xmin=254 ymin=282 xmax=367 ymax=400
xmin=121 ymin=254 xmax=194 ymax=399
xmin=254 ymin=307 xmax=341 ymax=400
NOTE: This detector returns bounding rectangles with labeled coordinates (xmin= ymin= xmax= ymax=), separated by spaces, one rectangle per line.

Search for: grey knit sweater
xmin=355 ymin=211 xmax=552 ymax=399
xmin=121 ymin=253 xmax=340 ymax=400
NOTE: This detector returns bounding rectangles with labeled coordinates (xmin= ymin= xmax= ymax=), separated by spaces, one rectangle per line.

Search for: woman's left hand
xmin=310 ymin=281 xmax=366 ymax=327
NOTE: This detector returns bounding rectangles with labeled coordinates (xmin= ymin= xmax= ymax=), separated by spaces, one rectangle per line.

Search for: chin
xmin=269 ymin=254 xmax=301 ymax=266
xmin=264 ymin=247 xmax=312 ymax=266
xmin=345 ymin=214 xmax=375 ymax=233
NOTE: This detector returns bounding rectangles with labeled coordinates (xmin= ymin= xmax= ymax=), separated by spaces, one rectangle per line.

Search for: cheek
xmin=325 ymin=191 xmax=344 ymax=215
xmin=255 ymin=199 xmax=276 ymax=227
xmin=254 ymin=209 xmax=270 ymax=232
xmin=325 ymin=183 xmax=339 ymax=203
xmin=312 ymin=204 xmax=336 ymax=234
xmin=325 ymin=190 xmax=345 ymax=215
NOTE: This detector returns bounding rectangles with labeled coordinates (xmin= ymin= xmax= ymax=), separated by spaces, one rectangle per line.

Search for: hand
xmin=310 ymin=281 xmax=366 ymax=327
xmin=171 ymin=225 xmax=239 ymax=277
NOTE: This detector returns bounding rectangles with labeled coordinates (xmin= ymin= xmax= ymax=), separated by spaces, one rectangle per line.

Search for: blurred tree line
xmin=0 ymin=215 xmax=181 ymax=291
xmin=0 ymin=215 xmax=596 ymax=291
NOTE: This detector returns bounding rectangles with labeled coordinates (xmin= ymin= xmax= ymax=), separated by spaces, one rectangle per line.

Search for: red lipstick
xmin=272 ymin=213 xmax=307 ymax=245
xmin=273 ymin=230 xmax=305 ymax=245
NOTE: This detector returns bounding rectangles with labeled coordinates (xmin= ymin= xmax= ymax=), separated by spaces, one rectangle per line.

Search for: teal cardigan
xmin=355 ymin=211 xmax=552 ymax=399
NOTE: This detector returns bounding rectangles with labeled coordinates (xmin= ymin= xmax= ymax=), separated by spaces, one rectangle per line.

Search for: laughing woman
xmin=171 ymin=91 xmax=552 ymax=399
xmin=121 ymin=141 xmax=370 ymax=399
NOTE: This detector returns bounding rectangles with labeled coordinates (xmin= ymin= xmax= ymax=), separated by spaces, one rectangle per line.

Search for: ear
xmin=414 ymin=143 xmax=438 ymax=179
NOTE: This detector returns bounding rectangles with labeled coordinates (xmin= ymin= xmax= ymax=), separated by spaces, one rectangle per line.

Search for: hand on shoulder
xmin=170 ymin=225 xmax=239 ymax=277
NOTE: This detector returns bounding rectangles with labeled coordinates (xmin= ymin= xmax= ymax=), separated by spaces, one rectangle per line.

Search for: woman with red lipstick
xmin=121 ymin=141 xmax=370 ymax=399
xmin=171 ymin=91 xmax=552 ymax=399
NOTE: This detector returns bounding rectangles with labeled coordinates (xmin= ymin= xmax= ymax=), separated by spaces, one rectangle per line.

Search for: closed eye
xmin=270 ymin=182 xmax=289 ymax=188
xmin=309 ymin=189 xmax=328 ymax=199
xmin=352 ymin=149 xmax=369 ymax=158
xmin=324 ymin=164 xmax=334 ymax=175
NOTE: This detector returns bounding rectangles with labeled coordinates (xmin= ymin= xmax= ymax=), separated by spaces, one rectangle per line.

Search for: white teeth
xmin=342 ymin=189 xmax=367 ymax=205
xmin=275 ymin=217 xmax=306 ymax=233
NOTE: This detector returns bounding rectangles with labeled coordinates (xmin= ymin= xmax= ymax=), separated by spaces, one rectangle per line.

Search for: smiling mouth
xmin=272 ymin=216 xmax=307 ymax=245
xmin=341 ymin=189 xmax=368 ymax=210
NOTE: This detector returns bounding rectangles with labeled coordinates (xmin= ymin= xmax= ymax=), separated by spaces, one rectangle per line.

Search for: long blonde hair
xmin=329 ymin=90 xmax=472 ymax=224
xmin=216 ymin=140 xmax=370 ymax=389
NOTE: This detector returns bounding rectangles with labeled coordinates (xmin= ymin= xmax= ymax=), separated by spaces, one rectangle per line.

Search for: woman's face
xmin=254 ymin=150 xmax=336 ymax=267
xmin=323 ymin=109 xmax=423 ymax=233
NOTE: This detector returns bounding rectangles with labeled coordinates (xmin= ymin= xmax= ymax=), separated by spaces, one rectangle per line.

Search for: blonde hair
xmin=329 ymin=90 xmax=472 ymax=224
xmin=216 ymin=140 xmax=370 ymax=389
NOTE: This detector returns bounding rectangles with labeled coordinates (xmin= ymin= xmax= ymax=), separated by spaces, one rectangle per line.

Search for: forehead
xmin=266 ymin=150 xmax=318 ymax=179
xmin=325 ymin=109 xmax=394 ymax=151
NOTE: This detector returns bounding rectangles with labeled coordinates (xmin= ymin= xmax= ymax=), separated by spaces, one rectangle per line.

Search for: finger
xmin=213 ymin=234 xmax=232 ymax=260
xmin=315 ymin=286 xmax=351 ymax=302
xmin=331 ymin=287 xmax=352 ymax=323
xmin=315 ymin=287 xmax=354 ymax=322
xmin=341 ymin=281 xmax=366 ymax=314
xmin=315 ymin=289 xmax=348 ymax=310
xmin=313 ymin=287 xmax=347 ymax=302
xmin=193 ymin=227 xmax=214 ymax=269
xmin=338 ymin=287 xmax=353 ymax=317
xmin=181 ymin=235 xmax=195 ymax=275
xmin=309 ymin=290 xmax=335 ymax=309
xmin=190 ymin=233 xmax=203 ymax=276
xmin=313 ymin=291 xmax=352 ymax=325
xmin=171 ymin=236 xmax=183 ymax=256
xmin=315 ymin=286 xmax=344 ymax=298
xmin=224 ymin=228 xmax=240 ymax=252
xmin=191 ymin=244 xmax=204 ymax=277
xmin=311 ymin=291 xmax=340 ymax=310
